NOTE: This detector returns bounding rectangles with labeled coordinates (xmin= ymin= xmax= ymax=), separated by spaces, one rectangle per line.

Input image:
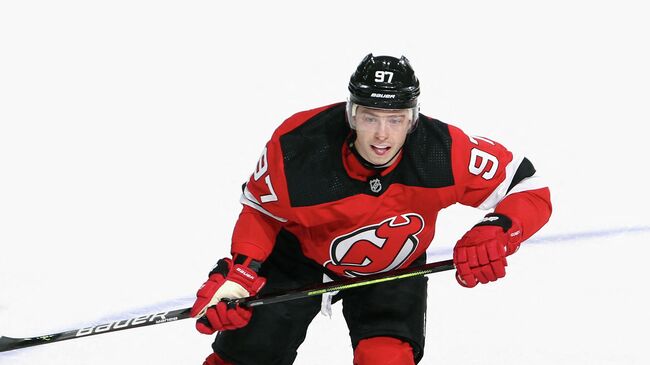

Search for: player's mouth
xmin=371 ymin=144 xmax=391 ymax=156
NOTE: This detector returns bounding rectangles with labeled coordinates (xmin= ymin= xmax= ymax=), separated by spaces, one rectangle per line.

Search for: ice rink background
xmin=1 ymin=1 xmax=649 ymax=364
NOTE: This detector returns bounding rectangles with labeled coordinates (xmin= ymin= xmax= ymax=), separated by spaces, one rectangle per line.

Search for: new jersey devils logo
xmin=325 ymin=213 xmax=425 ymax=277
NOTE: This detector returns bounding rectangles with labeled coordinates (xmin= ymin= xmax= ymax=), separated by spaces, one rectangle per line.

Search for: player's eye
xmin=361 ymin=115 xmax=378 ymax=123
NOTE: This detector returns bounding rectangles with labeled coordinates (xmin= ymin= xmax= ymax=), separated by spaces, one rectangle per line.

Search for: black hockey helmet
xmin=348 ymin=53 xmax=420 ymax=109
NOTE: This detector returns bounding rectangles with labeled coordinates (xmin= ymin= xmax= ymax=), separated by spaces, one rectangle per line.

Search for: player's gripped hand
xmin=453 ymin=213 xmax=522 ymax=288
xmin=190 ymin=256 xmax=266 ymax=333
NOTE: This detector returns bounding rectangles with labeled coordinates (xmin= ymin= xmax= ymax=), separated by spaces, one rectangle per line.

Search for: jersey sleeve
xmin=231 ymin=134 xmax=293 ymax=261
xmin=449 ymin=124 xmax=552 ymax=240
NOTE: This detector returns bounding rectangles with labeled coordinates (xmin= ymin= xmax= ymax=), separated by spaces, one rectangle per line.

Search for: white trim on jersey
xmin=241 ymin=185 xmax=288 ymax=223
xmin=505 ymin=175 xmax=548 ymax=196
xmin=478 ymin=154 xmax=547 ymax=210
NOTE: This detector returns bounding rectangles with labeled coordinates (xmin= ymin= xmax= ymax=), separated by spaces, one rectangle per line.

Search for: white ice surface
xmin=1 ymin=1 xmax=649 ymax=364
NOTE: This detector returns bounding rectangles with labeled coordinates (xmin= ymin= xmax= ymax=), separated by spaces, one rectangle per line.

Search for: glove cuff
xmin=233 ymin=253 xmax=263 ymax=273
xmin=206 ymin=255 xmax=266 ymax=295
xmin=207 ymin=254 xmax=263 ymax=277
xmin=227 ymin=264 xmax=265 ymax=294
xmin=474 ymin=213 xmax=513 ymax=232
xmin=208 ymin=258 xmax=232 ymax=277
xmin=476 ymin=213 xmax=524 ymax=255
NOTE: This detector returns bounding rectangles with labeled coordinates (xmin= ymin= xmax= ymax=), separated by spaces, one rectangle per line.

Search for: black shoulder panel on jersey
xmin=280 ymin=104 xmax=454 ymax=207
xmin=395 ymin=115 xmax=454 ymax=188
xmin=506 ymin=157 xmax=536 ymax=193
xmin=280 ymin=103 xmax=356 ymax=207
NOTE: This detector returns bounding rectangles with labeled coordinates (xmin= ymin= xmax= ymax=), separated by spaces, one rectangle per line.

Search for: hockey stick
xmin=0 ymin=258 xmax=454 ymax=352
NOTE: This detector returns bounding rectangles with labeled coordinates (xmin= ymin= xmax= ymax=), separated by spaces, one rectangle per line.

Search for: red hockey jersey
xmin=231 ymin=103 xmax=551 ymax=278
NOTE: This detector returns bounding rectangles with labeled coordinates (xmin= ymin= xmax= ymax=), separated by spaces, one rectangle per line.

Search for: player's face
xmin=352 ymin=106 xmax=412 ymax=166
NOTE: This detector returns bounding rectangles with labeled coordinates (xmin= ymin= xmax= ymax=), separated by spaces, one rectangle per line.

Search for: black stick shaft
xmin=0 ymin=259 xmax=454 ymax=352
xmin=238 ymin=258 xmax=454 ymax=307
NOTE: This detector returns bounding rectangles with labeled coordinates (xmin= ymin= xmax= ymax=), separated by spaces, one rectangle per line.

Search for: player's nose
xmin=375 ymin=121 xmax=389 ymax=139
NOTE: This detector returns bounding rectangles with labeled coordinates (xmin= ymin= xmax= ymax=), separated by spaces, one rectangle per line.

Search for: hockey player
xmin=190 ymin=54 xmax=552 ymax=365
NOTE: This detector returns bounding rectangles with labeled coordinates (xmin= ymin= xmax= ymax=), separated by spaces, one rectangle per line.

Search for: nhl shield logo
xmin=369 ymin=178 xmax=382 ymax=193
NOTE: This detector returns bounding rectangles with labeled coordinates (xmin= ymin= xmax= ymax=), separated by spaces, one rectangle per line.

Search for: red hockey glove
xmin=453 ymin=213 xmax=523 ymax=288
xmin=190 ymin=256 xmax=266 ymax=333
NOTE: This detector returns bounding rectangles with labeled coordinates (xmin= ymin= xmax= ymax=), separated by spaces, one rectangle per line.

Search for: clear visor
xmin=346 ymin=101 xmax=419 ymax=132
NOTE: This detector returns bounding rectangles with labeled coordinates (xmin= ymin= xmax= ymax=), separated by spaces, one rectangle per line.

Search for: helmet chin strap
xmin=348 ymin=136 xmax=403 ymax=170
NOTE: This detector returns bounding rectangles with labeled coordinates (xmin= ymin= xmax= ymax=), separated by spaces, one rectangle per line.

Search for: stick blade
xmin=0 ymin=335 xmax=29 ymax=352
xmin=0 ymin=334 xmax=60 ymax=352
